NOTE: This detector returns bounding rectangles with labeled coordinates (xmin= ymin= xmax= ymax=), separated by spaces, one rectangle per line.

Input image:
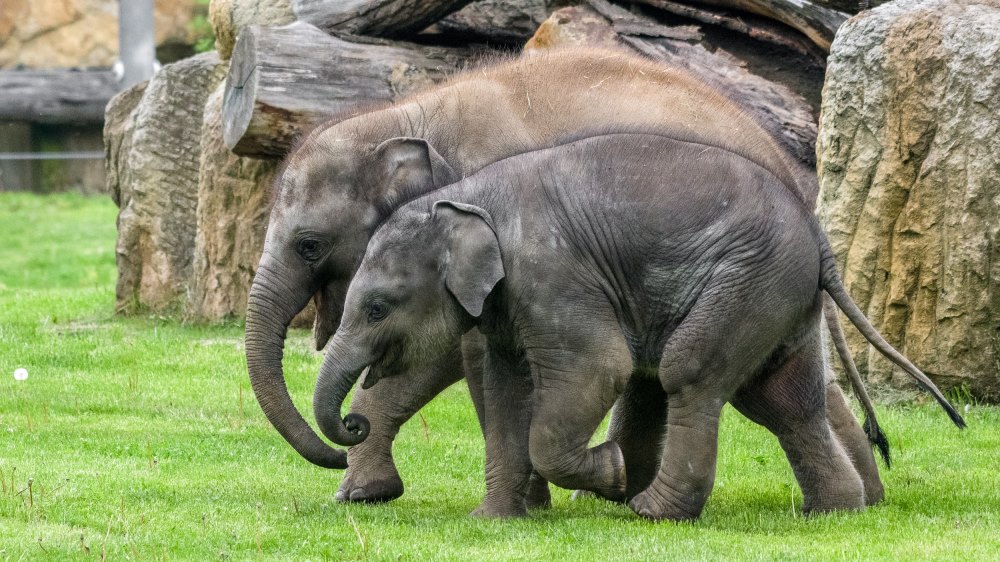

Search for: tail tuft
xmin=863 ymin=416 xmax=891 ymax=468
xmin=943 ymin=403 xmax=967 ymax=430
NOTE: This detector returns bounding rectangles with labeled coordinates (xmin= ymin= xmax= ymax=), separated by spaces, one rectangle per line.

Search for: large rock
xmin=110 ymin=52 xmax=227 ymax=314
xmin=187 ymin=84 xmax=279 ymax=321
xmin=0 ymin=0 xmax=197 ymax=69
xmin=817 ymin=0 xmax=1000 ymax=400
xmin=209 ymin=0 xmax=294 ymax=60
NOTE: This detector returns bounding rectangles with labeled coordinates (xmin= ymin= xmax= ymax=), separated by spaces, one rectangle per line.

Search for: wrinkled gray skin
xmin=317 ymin=132 xmax=964 ymax=520
xmin=245 ymin=48 xmax=887 ymax=508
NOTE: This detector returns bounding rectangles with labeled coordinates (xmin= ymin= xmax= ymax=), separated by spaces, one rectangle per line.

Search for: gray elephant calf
xmin=316 ymin=131 xmax=965 ymax=520
xmin=246 ymin=47 xmax=886 ymax=509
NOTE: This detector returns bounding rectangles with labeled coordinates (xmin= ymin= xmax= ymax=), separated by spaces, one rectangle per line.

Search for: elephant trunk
xmin=245 ymin=260 xmax=348 ymax=468
xmin=314 ymin=335 xmax=371 ymax=446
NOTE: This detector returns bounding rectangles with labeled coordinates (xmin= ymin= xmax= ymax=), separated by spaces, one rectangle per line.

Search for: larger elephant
xmin=313 ymin=132 xmax=965 ymax=520
xmin=244 ymin=47 xmax=885 ymax=508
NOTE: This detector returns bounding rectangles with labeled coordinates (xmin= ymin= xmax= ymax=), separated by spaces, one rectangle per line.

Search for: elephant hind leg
xmin=824 ymin=380 xmax=884 ymax=506
xmin=731 ymin=324 xmax=866 ymax=514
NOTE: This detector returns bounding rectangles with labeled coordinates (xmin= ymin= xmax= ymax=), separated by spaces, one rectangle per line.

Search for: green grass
xmin=1 ymin=192 xmax=998 ymax=560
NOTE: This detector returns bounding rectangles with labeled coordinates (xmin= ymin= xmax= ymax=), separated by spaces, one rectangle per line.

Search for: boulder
xmin=110 ymin=52 xmax=227 ymax=314
xmin=104 ymin=81 xmax=148 ymax=208
xmin=817 ymin=0 xmax=1000 ymax=400
xmin=209 ymin=0 xmax=294 ymax=60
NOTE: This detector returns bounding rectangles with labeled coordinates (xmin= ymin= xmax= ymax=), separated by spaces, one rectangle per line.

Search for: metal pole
xmin=117 ymin=0 xmax=157 ymax=89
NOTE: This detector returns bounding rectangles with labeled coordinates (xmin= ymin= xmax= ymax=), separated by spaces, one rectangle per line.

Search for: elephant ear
xmin=374 ymin=137 xmax=458 ymax=205
xmin=432 ymin=200 xmax=505 ymax=318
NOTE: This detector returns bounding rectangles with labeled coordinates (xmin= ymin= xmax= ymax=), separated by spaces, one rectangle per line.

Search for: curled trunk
xmin=245 ymin=261 xmax=348 ymax=468
xmin=314 ymin=335 xmax=372 ymax=447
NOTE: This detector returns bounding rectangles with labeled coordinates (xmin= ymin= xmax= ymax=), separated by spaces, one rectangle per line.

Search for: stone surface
xmin=110 ymin=52 xmax=227 ymax=314
xmin=525 ymin=5 xmax=621 ymax=50
xmin=209 ymin=0 xmax=294 ymax=59
xmin=187 ymin=83 xmax=279 ymax=321
xmin=0 ymin=0 xmax=197 ymax=69
xmin=817 ymin=0 xmax=1000 ymax=400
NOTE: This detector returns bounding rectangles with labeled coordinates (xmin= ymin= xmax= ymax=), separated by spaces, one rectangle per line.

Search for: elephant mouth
xmin=361 ymin=343 xmax=405 ymax=389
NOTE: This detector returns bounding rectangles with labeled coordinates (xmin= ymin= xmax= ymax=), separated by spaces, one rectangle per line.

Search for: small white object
xmin=13 ymin=368 xmax=28 ymax=381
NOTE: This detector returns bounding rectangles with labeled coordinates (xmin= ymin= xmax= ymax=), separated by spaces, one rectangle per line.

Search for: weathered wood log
xmin=0 ymin=69 xmax=118 ymax=124
xmin=291 ymin=0 xmax=474 ymax=37
xmin=633 ymin=0 xmax=849 ymax=51
xmin=625 ymin=0 xmax=825 ymax=60
xmin=222 ymin=22 xmax=470 ymax=158
xmin=429 ymin=0 xmax=552 ymax=43
xmin=586 ymin=0 xmax=703 ymax=41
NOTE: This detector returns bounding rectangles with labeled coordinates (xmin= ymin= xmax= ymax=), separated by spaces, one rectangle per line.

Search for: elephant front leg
xmin=471 ymin=343 xmax=535 ymax=518
xmin=337 ymin=342 xmax=465 ymax=503
xmin=526 ymin=339 xmax=633 ymax=503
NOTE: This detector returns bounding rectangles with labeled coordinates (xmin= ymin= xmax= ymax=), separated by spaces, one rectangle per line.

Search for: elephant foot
xmin=470 ymin=496 xmax=528 ymax=518
xmin=336 ymin=461 xmax=404 ymax=503
xmin=525 ymin=472 xmax=552 ymax=510
xmin=628 ymin=484 xmax=702 ymax=522
xmin=569 ymin=488 xmax=627 ymax=504
xmin=801 ymin=487 xmax=866 ymax=515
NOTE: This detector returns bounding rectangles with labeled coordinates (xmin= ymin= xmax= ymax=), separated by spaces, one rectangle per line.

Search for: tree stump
xmin=817 ymin=0 xmax=1000 ymax=399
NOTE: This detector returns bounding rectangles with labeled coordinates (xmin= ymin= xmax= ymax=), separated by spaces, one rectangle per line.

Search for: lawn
xmin=1 ymin=192 xmax=998 ymax=560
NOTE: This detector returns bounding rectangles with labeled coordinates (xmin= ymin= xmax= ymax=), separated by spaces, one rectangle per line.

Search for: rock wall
xmin=817 ymin=0 xmax=1000 ymax=399
xmin=0 ymin=0 xmax=198 ymax=69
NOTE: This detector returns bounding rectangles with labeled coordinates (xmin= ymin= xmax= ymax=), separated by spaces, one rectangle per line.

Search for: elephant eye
xmin=296 ymin=238 xmax=324 ymax=261
xmin=367 ymin=300 xmax=390 ymax=323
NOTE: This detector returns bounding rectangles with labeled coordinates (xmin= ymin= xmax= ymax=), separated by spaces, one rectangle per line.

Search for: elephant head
xmin=245 ymin=128 xmax=458 ymax=468
xmin=313 ymin=201 xmax=504 ymax=446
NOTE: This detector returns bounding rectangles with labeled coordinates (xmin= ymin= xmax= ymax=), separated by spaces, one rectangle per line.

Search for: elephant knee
xmin=528 ymin=428 xmax=578 ymax=485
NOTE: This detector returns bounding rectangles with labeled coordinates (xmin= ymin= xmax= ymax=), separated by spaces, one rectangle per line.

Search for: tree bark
xmin=633 ymin=0 xmax=849 ymax=51
xmin=221 ymin=22 xmax=470 ymax=158
xmin=291 ymin=0 xmax=475 ymax=37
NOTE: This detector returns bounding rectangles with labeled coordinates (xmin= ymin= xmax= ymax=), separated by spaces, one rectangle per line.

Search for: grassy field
xmin=1 ymin=192 xmax=998 ymax=560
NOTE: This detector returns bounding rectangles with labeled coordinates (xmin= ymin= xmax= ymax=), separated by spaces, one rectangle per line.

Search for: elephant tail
xmin=824 ymin=294 xmax=891 ymax=466
xmin=818 ymin=235 xmax=966 ymax=430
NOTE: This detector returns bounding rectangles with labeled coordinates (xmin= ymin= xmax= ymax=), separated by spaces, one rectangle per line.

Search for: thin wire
xmin=0 ymin=152 xmax=105 ymax=161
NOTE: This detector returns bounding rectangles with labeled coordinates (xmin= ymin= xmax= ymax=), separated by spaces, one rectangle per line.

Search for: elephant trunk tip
xmin=343 ymin=413 xmax=371 ymax=445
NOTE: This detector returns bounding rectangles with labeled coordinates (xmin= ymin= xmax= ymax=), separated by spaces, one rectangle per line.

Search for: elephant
xmin=244 ymin=47 xmax=886 ymax=508
xmin=313 ymin=131 xmax=966 ymax=520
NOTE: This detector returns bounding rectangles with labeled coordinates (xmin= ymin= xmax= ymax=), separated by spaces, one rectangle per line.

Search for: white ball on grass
xmin=13 ymin=368 xmax=28 ymax=381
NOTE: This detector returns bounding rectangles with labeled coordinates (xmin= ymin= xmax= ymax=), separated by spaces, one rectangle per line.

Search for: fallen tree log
xmin=632 ymin=0 xmax=849 ymax=51
xmin=221 ymin=22 xmax=470 ymax=158
xmin=292 ymin=0 xmax=474 ymax=37
xmin=0 ymin=69 xmax=118 ymax=124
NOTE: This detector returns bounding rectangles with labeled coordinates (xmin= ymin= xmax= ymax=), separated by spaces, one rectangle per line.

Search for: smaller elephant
xmin=314 ymin=131 xmax=965 ymax=520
